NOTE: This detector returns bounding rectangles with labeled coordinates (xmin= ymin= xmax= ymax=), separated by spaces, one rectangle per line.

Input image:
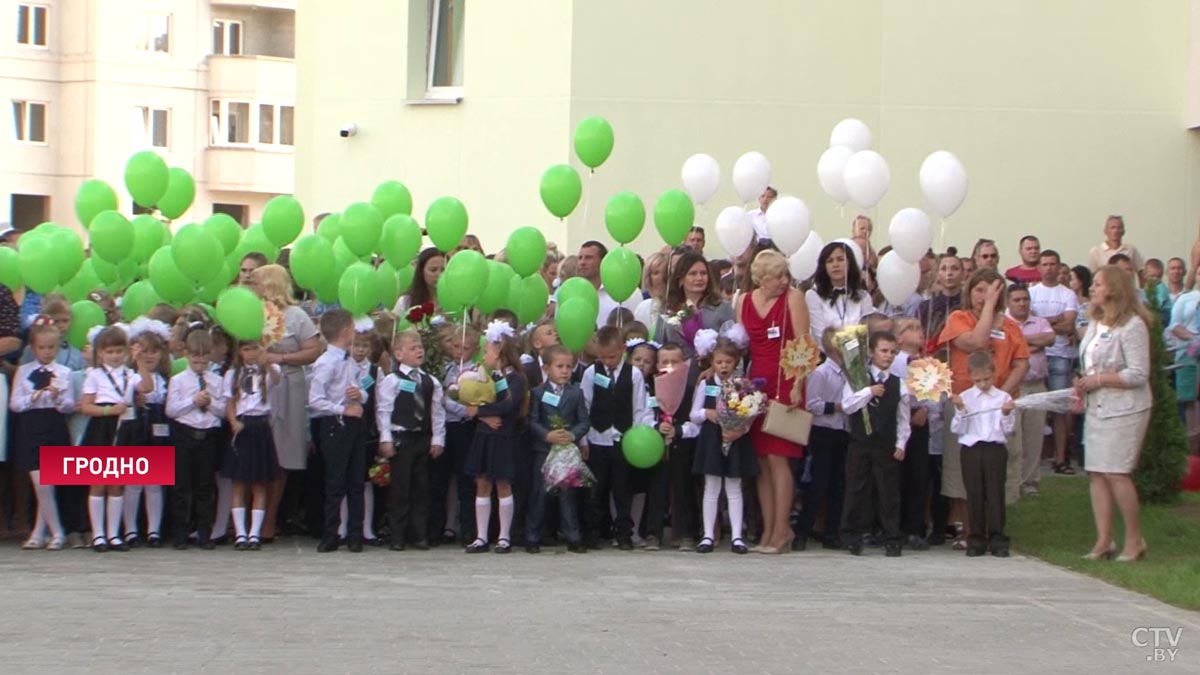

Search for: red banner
xmin=39 ymin=446 xmax=175 ymax=485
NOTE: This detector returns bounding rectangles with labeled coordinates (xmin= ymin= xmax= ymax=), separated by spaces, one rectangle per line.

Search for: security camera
xmin=339 ymin=123 xmax=358 ymax=138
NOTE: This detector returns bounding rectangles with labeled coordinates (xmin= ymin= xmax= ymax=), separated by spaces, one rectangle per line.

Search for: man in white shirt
xmin=1028 ymin=249 xmax=1078 ymax=474
xmin=748 ymin=186 xmax=777 ymax=243
xmin=1088 ymin=215 xmax=1144 ymax=272
xmin=569 ymin=241 xmax=641 ymax=328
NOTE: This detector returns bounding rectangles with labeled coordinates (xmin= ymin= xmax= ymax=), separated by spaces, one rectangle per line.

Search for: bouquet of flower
xmin=664 ymin=304 xmax=703 ymax=346
xmin=653 ymin=359 xmax=691 ymax=423
xmin=403 ymin=302 xmax=447 ymax=381
xmin=834 ymin=324 xmax=873 ymax=434
xmin=262 ymin=302 xmax=286 ymax=348
xmin=781 ymin=333 xmax=821 ymax=381
xmin=447 ymin=365 xmax=496 ymax=406
xmin=716 ymin=377 xmax=768 ymax=455
xmin=542 ymin=415 xmax=595 ymax=493
xmin=368 ymin=457 xmax=391 ymax=487
xmin=905 ymin=357 xmax=953 ymax=403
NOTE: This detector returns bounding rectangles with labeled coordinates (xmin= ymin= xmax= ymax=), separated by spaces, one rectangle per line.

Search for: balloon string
xmin=459 ymin=308 xmax=467 ymax=373
xmin=940 ymin=217 xmax=947 ymax=252
xmin=580 ymin=170 xmax=594 ymax=238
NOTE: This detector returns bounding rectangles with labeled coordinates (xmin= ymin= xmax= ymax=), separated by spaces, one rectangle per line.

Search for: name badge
xmin=360 ymin=374 xmax=375 ymax=391
xmin=1099 ymin=331 xmax=1112 ymax=341
xmin=990 ymin=329 xmax=1006 ymax=341
xmin=647 ymin=396 xmax=658 ymax=409
xmin=705 ymin=384 xmax=721 ymax=397
xmin=542 ymin=392 xmax=561 ymax=408
xmin=766 ymin=326 xmax=782 ymax=340
xmin=398 ymin=379 xmax=417 ymax=394
xmin=495 ymin=378 xmax=509 ymax=393
xmin=152 ymin=423 xmax=170 ymax=438
xmin=595 ymin=374 xmax=612 ymax=389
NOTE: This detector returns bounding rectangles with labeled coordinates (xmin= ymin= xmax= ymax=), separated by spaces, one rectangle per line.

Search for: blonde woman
xmin=249 ymin=264 xmax=324 ymax=541
xmin=633 ymin=251 xmax=668 ymax=337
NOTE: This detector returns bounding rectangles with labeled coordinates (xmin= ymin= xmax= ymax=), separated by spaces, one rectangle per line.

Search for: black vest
xmin=589 ymin=362 xmax=634 ymax=432
xmin=390 ymin=369 xmax=435 ymax=433
xmin=847 ymin=373 xmax=900 ymax=447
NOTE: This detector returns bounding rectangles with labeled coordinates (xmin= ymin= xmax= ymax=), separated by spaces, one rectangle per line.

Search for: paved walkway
xmin=1 ymin=540 xmax=1197 ymax=674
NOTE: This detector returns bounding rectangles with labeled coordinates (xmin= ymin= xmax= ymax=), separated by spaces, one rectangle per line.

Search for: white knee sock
xmin=232 ymin=507 xmax=247 ymax=538
xmin=145 ymin=486 xmax=163 ymax=535
xmin=106 ymin=495 xmax=124 ymax=541
xmin=123 ymin=484 xmax=143 ymax=536
xmin=250 ymin=509 xmax=265 ymax=538
xmin=474 ymin=497 xmax=491 ymax=542
xmin=498 ymin=495 xmax=514 ymax=542
xmin=725 ymin=478 xmax=744 ymax=542
xmin=212 ymin=476 xmax=232 ymax=538
xmin=88 ymin=495 xmax=105 ymax=541
xmin=338 ymin=497 xmax=348 ymax=538
xmin=702 ymin=475 xmax=722 ymax=541
xmin=362 ymin=484 xmax=375 ymax=539
xmin=32 ymin=474 xmax=63 ymax=541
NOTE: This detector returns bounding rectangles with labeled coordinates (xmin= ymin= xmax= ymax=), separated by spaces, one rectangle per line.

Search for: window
xmin=213 ymin=203 xmax=248 ymax=226
xmin=16 ymin=4 xmax=48 ymax=47
xmin=256 ymin=104 xmax=294 ymax=146
xmin=136 ymin=14 xmax=170 ymax=53
xmin=211 ymin=100 xmax=293 ymax=147
xmin=427 ymin=0 xmax=464 ymax=97
xmin=12 ymin=100 xmax=46 ymax=143
xmin=10 ymin=194 xmax=49 ymax=229
xmin=258 ymin=104 xmax=274 ymax=144
xmin=213 ymin=19 xmax=242 ymax=55
xmin=134 ymin=107 xmax=169 ymax=148
xmin=279 ymin=106 xmax=294 ymax=146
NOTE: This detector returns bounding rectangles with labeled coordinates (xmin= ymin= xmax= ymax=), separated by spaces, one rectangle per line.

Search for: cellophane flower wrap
xmin=834 ymin=324 xmax=873 ymax=434
xmin=653 ymin=359 xmax=691 ymax=423
xmin=447 ymin=365 xmax=496 ymax=406
xmin=542 ymin=415 xmax=595 ymax=493
xmin=367 ymin=457 xmax=391 ymax=487
xmin=716 ymin=377 xmax=768 ymax=455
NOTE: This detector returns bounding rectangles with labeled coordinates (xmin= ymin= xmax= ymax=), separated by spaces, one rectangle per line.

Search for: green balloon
xmin=341 ymin=202 xmax=384 ymax=257
xmin=338 ymin=262 xmax=380 ymax=315
xmin=605 ymin=191 xmax=645 ymax=244
xmin=124 ymin=151 xmax=169 ymax=208
xmin=262 ymin=195 xmax=304 ymax=247
xmin=148 ymin=247 xmax=194 ymax=304
xmin=555 ymin=297 xmax=597 ymax=352
xmin=122 ymin=280 xmax=163 ymax=320
xmin=375 ymin=260 xmax=401 ymax=310
xmin=92 ymin=256 xmax=117 ymax=283
xmin=157 ymin=168 xmax=195 ymax=220
xmin=621 ymin=425 xmax=665 ymax=469
xmin=203 ymin=213 xmax=242 ymax=255
xmin=314 ymin=272 xmax=339 ymax=305
xmin=50 ymin=227 xmax=85 ymax=283
xmin=332 ymin=236 xmax=361 ymax=270
xmin=477 ymin=261 xmax=515 ymax=314
xmin=131 ymin=215 xmax=166 ymax=263
xmin=18 ymin=236 xmax=59 ymax=293
xmin=67 ymin=300 xmax=107 ymax=349
xmin=539 ymin=164 xmax=582 ymax=219
xmin=506 ymin=227 xmax=546 ymax=278
xmin=170 ymin=357 xmax=188 ymax=376
xmin=396 ymin=263 xmax=414 ymax=295
xmin=425 ymin=196 xmax=469 ymax=254
xmin=380 ymin=214 xmax=422 ymax=268
xmin=556 ymin=277 xmax=600 ymax=319
xmin=317 ymin=213 xmax=341 ymax=242
xmin=216 ymin=287 xmax=265 ymax=340
xmin=239 ymin=224 xmax=279 ymax=262
xmin=439 ymin=249 xmax=488 ymax=308
xmin=0 ymin=247 xmax=20 ymax=290
xmin=290 ymin=234 xmax=335 ymax=291
xmin=74 ymin=179 xmax=119 ymax=229
xmin=88 ymin=211 xmax=134 ymax=263
xmin=508 ymin=273 xmax=549 ymax=325
xmin=600 ymin=247 xmax=642 ymax=303
xmin=172 ymin=223 xmax=223 ymax=282
xmin=371 ymin=181 xmax=413 ymax=219
xmin=194 ymin=276 xmax=226 ymax=304
xmin=61 ymin=259 xmax=103 ymax=303
xmin=654 ymin=189 xmax=695 ymax=247
xmin=573 ymin=116 xmax=615 ymax=169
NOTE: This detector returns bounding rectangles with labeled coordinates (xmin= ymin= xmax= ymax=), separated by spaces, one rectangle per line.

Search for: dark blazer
xmin=528 ymin=381 xmax=590 ymax=454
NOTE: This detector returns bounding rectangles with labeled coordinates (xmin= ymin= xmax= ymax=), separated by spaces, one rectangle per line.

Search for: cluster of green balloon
xmin=8 ymin=223 xmax=85 ymax=294
xmin=621 ymin=425 xmax=665 ymax=469
xmin=554 ymin=278 xmax=600 ymax=351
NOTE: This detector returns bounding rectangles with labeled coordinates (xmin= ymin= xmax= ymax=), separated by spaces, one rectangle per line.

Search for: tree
xmin=1136 ymin=284 xmax=1189 ymax=503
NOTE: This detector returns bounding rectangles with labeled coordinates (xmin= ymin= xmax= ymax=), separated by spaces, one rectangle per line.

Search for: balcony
xmin=206 ymin=146 xmax=294 ymax=194
xmin=208 ymin=55 xmax=295 ymax=100
xmin=210 ymin=1 xmax=296 ymax=9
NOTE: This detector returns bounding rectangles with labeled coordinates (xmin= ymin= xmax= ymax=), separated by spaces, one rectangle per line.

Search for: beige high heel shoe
xmin=1081 ymin=542 xmax=1116 ymax=561
xmin=1116 ymin=539 xmax=1147 ymax=563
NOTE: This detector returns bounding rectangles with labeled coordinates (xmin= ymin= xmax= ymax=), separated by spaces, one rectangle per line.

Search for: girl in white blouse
xmin=120 ymin=321 xmax=172 ymax=548
xmin=806 ymin=241 xmax=875 ymax=347
xmin=222 ymin=339 xmax=282 ymax=550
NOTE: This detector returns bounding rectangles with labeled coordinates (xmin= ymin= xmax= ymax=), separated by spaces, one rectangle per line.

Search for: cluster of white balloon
xmin=679 ymin=119 xmax=969 ymax=307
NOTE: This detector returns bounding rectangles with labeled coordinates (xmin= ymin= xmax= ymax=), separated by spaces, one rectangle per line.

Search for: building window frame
xmin=136 ymin=13 xmax=171 ymax=54
xmin=12 ymin=99 xmax=47 ymax=144
xmin=425 ymin=0 xmax=464 ymax=100
xmin=16 ymin=3 xmax=48 ymax=48
xmin=212 ymin=19 xmax=243 ymax=56
xmin=135 ymin=106 xmax=170 ymax=149
xmin=211 ymin=99 xmax=293 ymax=149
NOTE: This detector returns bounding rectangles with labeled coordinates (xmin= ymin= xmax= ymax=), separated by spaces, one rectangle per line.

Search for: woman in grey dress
xmin=251 ymin=265 xmax=323 ymax=541
xmin=1077 ymin=265 xmax=1152 ymax=563
xmin=653 ymin=250 xmax=735 ymax=358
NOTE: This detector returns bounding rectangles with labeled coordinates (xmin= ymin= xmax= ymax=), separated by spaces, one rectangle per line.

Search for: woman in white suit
xmin=1076 ymin=265 xmax=1153 ymax=562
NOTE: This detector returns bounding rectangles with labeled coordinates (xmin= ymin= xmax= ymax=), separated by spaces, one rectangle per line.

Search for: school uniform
xmin=796 ymin=359 xmax=849 ymax=547
xmin=119 ymin=371 xmax=170 ymax=542
xmin=892 ymin=353 xmax=933 ymax=545
xmin=513 ymin=355 xmax=546 ymax=544
xmin=376 ymin=363 xmax=445 ymax=546
xmin=437 ymin=360 xmax=476 ymax=542
xmin=81 ymin=365 xmax=140 ymax=448
xmin=839 ymin=365 xmax=911 ymax=552
xmin=950 ymin=386 xmax=1015 ymax=553
xmin=659 ymin=370 xmax=701 ymax=544
xmin=309 ymin=345 xmax=369 ymax=548
xmin=166 ymin=368 xmax=226 ymax=545
xmin=9 ymin=361 xmax=74 ymax=471
xmin=526 ymin=379 xmax=589 ymax=546
xmin=352 ymin=358 xmax=382 ymax=538
xmin=690 ymin=375 xmax=758 ymax=479
xmin=463 ymin=368 xmax=527 ymax=481
xmin=221 ymin=365 xmax=281 ymax=483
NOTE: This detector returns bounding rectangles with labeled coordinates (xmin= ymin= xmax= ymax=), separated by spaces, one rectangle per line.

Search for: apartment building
xmin=1 ymin=0 xmax=296 ymax=231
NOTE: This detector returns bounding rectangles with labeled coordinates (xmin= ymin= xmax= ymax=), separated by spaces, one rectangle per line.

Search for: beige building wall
xmin=297 ymin=0 xmax=1199 ymax=266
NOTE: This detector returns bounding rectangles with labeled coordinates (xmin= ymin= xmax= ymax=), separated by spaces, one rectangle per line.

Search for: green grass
xmin=1007 ymin=476 xmax=1200 ymax=611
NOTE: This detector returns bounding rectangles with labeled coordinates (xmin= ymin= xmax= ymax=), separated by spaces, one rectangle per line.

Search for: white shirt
xmin=167 ymin=369 xmax=226 ymax=429
xmin=1167 ymin=289 xmax=1200 ymax=352
xmin=441 ymin=360 xmax=470 ymax=424
xmin=806 ymin=288 xmax=875 ymax=347
xmin=9 ymin=361 xmax=74 ymax=414
xmin=375 ymin=364 xmax=447 ymax=446
xmin=82 ymin=365 xmax=140 ymax=406
xmin=1029 ymin=283 xmax=1079 ymax=358
xmin=223 ymin=365 xmax=279 ymax=417
xmin=307 ymin=345 xmax=364 ymax=418
xmin=804 ymin=359 xmax=847 ymax=431
xmin=949 ymin=385 xmax=1015 ymax=446
xmin=840 ymin=365 xmax=912 ymax=449
xmin=749 ymin=208 xmax=770 ymax=241
xmin=581 ymin=360 xmax=653 ymax=446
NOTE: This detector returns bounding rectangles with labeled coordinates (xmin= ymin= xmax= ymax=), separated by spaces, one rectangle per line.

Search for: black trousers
xmin=641 ymin=459 xmax=669 ymax=541
xmin=318 ymin=417 xmax=367 ymax=543
xmin=510 ymin=423 xmax=533 ymax=544
xmin=426 ymin=437 xmax=453 ymax=541
xmin=796 ymin=426 xmax=848 ymax=543
xmin=585 ymin=443 xmax=634 ymax=543
xmin=961 ymin=441 xmax=1008 ymax=549
xmin=172 ymin=425 xmax=218 ymax=542
xmin=928 ymin=454 xmax=949 ymax=540
xmin=668 ymin=439 xmax=698 ymax=542
xmin=841 ymin=439 xmax=902 ymax=546
xmin=443 ymin=421 xmax=476 ymax=540
xmin=900 ymin=425 xmax=931 ymax=538
xmin=388 ymin=432 xmax=431 ymax=544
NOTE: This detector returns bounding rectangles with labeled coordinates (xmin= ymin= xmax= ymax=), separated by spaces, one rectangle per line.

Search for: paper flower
xmin=781 ymin=333 xmax=821 ymax=381
xmin=905 ymin=357 xmax=953 ymax=403
xmin=353 ymin=316 xmax=375 ymax=334
xmin=693 ymin=328 xmax=719 ymax=358
xmin=625 ymin=337 xmax=647 ymax=351
xmin=485 ymin=319 xmax=515 ymax=344
xmin=261 ymin=302 xmax=286 ymax=348
xmin=127 ymin=317 xmax=173 ymax=343
xmin=723 ymin=322 xmax=750 ymax=350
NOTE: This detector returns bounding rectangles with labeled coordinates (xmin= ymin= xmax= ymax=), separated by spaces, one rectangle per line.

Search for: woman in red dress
xmin=735 ymin=250 xmax=809 ymax=554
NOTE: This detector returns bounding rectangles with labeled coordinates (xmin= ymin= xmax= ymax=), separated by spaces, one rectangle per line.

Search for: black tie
xmin=831 ymin=287 xmax=846 ymax=299
xmin=409 ymin=370 xmax=425 ymax=424
xmin=197 ymin=373 xmax=208 ymax=412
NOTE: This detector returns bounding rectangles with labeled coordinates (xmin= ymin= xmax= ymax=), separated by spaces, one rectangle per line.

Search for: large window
xmin=211 ymin=100 xmax=292 ymax=147
xmin=134 ymin=107 xmax=169 ymax=149
xmin=427 ymin=0 xmax=464 ymax=97
xmin=257 ymin=104 xmax=294 ymax=146
xmin=136 ymin=14 xmax=170 ymax=53
xmin=213 ymin=203 xmax=248 ymax=226
xmin=213 ymin=19 xmax=242 ymax=55
xmin=16 ymin=4 xmax=47 ymax=47
xmin=10 ymin=194 xmax=49 ymax=230
xmin=12 ymin=100 xmax=46 ymax=143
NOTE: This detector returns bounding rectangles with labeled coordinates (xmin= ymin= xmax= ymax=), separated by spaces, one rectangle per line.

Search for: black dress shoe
xmin=172 ymin=541 xmax=188 ymax=551
xmin=410 ymin=540 xmax=430 ymax=551
xmin=525 ymin=544 xmax=541 ymax=554
xmin=584 ymin=538 xmax=601 ymax=550
xmin=927 ymin=534 xmax=946 ymax=546
xmin=821 ymin=538 xmax=843 ymax=550
xmin=441 ymin=530 xmax=458 ymax=544
xmin=108 ymin=539 xmax=129 ymax=552
xmin=91 ymin=537 xmax=109 ymax=553
xmin=991 ymin=547 xmax=1011 ymax=558
xmin=696 ymin=537 xmax=714 ymax=553
xmin=791 ymin=537 xmax=807 ymax=552
xmin=617 ymin=539 xmax=634 ymax=551
xmin=885 ymin=544 xmax=902 ymax=557
xmin=906 ymin=535 xmax=930 ymax=551
xmin=731 ymin=539 xmax=749 ymax=554
xmin=199 ymin=539 xmax=215 ymax=551
xmin=846 ymin=542 xmax=863 ymax=556
xmin=494 ymin=538 xmax=512 ymax=554
xmin=210 ymin=534 xmax=230 ymax=546
xmin=389 ymin=542 xmax=406 ymax=551
xmin=364 ymin=538 xmax=383 ymax=547
xmin=966 ymin=546 xmax=986 ymax=557
xmin=567 ymin=543 xmax=587 ymax=553
xmin=317 ymin=540 xmax=339 ymax=553
xmin=465 ymin=539 xmax=489 ymax=553
xmin=347 ymin=539 xmax=364 ymax=552
xmin=147 ymin=533 xmax=163 ymax=548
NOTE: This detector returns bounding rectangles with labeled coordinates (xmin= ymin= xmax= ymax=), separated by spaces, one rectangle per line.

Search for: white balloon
xmin=681 ymin=153 xmax=721 ymax=206
xmin=887 ymin=208 xmax=932 ymax=264
xmin=843 ymin=150 xmax=890 ymax=209
xmin=831 ymin=237 xmax=865 ymax=270
xmin=715 ymin=206 xmax=754 ymax=258
xmin=919 ymin=151 xmax=968 ymax=218
xmin=829 ymin=118 xmax=872 ymax=152
xmin=877 ymin=251 xmax=920 ymax=306
xmin=765 ymin=196 xmax=811 ymax=257
xmin=732 ymin=151 xmax=772 ymax=204
xmin=816 ymin=146 xmax=853 ymax=204
xmin=789 ymin=231 xmax=824 ymax=282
